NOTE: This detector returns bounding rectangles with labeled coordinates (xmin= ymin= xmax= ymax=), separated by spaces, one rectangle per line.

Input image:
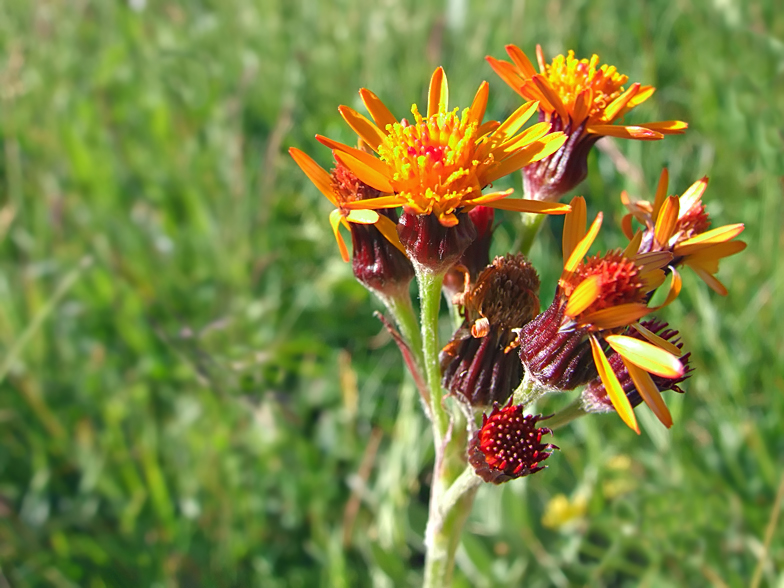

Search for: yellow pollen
xmin=377 ymin=104 xmax=487 ymax=219
xmin=545 ymin=51 xmax=628 ymax=119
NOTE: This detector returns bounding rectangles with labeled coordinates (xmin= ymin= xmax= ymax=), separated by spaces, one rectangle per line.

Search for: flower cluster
xmin=289 ymin=46 xmax=744 ymax=487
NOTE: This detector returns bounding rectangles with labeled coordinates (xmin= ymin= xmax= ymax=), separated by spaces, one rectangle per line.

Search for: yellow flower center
xmin=378 ymin=105 xmax=486 ymax=223
xmin=545 ymin=51 xmax=628 ymax=120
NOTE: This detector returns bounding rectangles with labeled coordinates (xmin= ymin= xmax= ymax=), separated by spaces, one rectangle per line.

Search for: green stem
xmin=416 ymin=267 xmax=477 ymax=588
xmin=417 ymin=270 xmax=448 ymax=441
xmin=518 ymin=212 xmax=547 ymax=257
xmin=382 ymin=291 xmax=423 ymax=364
xmin=546 ymin=398 xmax=589 ymax=429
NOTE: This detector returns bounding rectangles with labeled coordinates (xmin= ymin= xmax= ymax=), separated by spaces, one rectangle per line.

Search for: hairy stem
xmin=518 ymin=212 xmax=547 ymax=257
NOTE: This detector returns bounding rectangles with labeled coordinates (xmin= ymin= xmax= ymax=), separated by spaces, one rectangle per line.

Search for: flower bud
xmin=469 ymin=401 xmax=557 ymax=485
xmin=397 ymin=210 xmax=477 ymax=275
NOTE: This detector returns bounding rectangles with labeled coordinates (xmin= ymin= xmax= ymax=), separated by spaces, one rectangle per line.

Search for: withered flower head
xmin=581 ymin=320 xmax=693 ymax=423
xmin=441 ymin=255 xmax=540 ymax=406
xmin=621 ymin=169 xmax=746 ymax=296
xmin=289 ymin=148 xmax=414 ymax=296
xmin=519 ymin=197 xmax=685 ymax=433
xmin=469 ymin=401 xmax=557 ymax=484
xmin=487 ymin=45 xmax=687 ymax=201
xmin=316 ymin=66 xmax=571 ymax=273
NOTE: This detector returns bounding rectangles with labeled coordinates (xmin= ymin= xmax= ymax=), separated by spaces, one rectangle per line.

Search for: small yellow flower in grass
xmin=541 ymin=493 xmax=587 ymax=529
xmin=621 ymin=169 xmax=747 ymax=296
xmin=319 ymin=66 xmax=571 ymax=228
xmin=487 ymin=45 xmax=687 ymax=201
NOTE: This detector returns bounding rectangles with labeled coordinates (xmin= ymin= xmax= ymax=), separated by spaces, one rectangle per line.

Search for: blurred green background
xmin=0 ymin=0 xmax=782 ymax=586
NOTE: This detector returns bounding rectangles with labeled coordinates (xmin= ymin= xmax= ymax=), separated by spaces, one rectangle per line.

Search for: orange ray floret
xmin=289 ymin=147 xmax=405 ymax=262
xmin=487 ymin=45 xmax=687 ymax=141
xmin=320 ymin=67 xmax=572 ymax=227
xmin=622 ymin=170 xmax=746 ymax=295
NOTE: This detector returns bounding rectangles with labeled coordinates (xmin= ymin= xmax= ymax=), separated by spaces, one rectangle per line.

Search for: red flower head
xmin=469 ymin=401 xmax=557 ymax=484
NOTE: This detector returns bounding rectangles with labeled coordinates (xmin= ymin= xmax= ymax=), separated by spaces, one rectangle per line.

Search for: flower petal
xmin=531 ymin=75 xmax=570 ymax=122
xmin=493 ymin=122 xmax=553 ymax=160
xmin=343 ymin=195 xmax=405 ymax=210
xmin=505 ymin=44 xmax=538 ymax=77
xmin=329 ymin=208 xmax=350 ymax=262
xmin=677 ymin=176 xmax=709 ymax=219
xmin=289 ymin=147 xmax=339 ymax=206
xmin=633 ymin=322 xmax=682 ymax=357
xmin=580 ymin=303 xmax=651 ymax=330
xmin=475 ymin=196 xmax=571 ymax=215
xmin=654 ymin=195 xmax=680 ymax=247
xmin=316 ymin=135 xmax=392 ymax=180
xmin=623 ymin=229 xmax=642 ymax=257
xmin=651 ymin=168 xmax=669 ymax=222
xmin=587 ymin=125 xmax=664 ymax=140
xmin=564 ymin=274 xmax=601 ymax=318
xmin=481 ymin=132 xmax=566 ymax=185
xmin=673 ymin=224 xmax=745 ymax=256
xmin=332 ymin=150 xmax=394 ymax=193
xmin=605 ymin=334 xmax=684 ymax=379
xmin=602 ymin=83 xmax=641 ymax=123
xmin=359 ymin=88 xmax=398 ymax=133
xmin=338 ymin=106 xmax=387 ymax=152
xmin=688 ymin=263 xmax=729 ymax=296
xmin=373 ymin=213 xmax=408 ymax=255
xmin=485 ymin=56 xmax=526 ymax=98
xmin=590 ymin=335 xmax=639 ymax=434
xmin=652 ymin=267 xmax=682 ymax=310
xmin=468 ymin=81 xmax=489 ymax=127
xmin=344 ymin=209 xmax=379 ymax=224
xmin=428 ymin=66 xmax=448 ymax=117
xmin=563 ymin=196 xmax=587 ymax=265
xmin=637 ymin=120 xmax=688 ymax=134
xmin=686 ymin=240 xmax=747 ymax=264
xmin=563 ymin=213 xmax=603 ymax=275
xmin=622 ymin=358 xmax=673 ymax=428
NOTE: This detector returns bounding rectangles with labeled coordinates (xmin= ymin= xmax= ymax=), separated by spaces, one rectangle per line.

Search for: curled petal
xmin=329 ymin=209 xmax=350 ymax=262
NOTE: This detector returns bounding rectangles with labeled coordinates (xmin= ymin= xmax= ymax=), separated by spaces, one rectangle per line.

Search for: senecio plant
xmin=290 ymin=44 xmax=746 ymax=587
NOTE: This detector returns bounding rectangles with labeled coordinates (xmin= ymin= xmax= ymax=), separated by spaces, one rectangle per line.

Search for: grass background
xmin=0 ymin=0 xmax=782 ymax=586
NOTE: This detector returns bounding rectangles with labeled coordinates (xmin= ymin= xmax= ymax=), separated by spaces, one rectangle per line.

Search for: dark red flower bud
xmin=350 ymin=208 xmax=415 ymax=297
xmin=518 ymin=300 xmax=597 ymax=391
xmin=469 ymin=401 xmax=557 ymax=484
xmin=523 ymin=116 xmax=598 ymax=202
xmin=397 ymin=210 xmax=477 ymax=275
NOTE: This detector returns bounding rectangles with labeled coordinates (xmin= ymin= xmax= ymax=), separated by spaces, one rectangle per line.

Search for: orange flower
xmin=487 ymin=45 xmax=688 ymax=141
xmin=288 ymin=147 xmax=405 ymax=262
xmin=559 ymin=197 xmax=685 ymax=433
xmin=318 ymin=67 xmax=571 ymax=228
xmin=621 ymin=169 xmax=746 ymax=296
